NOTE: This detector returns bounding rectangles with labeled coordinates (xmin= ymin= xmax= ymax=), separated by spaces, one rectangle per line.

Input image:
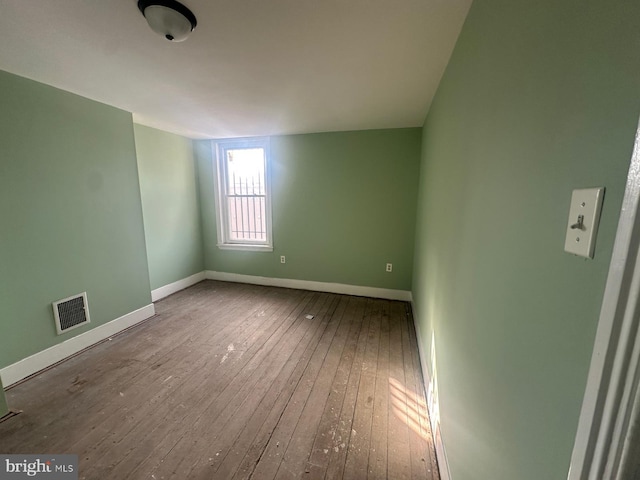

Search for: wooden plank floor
xmin=0 ymin=281 xmax=439 ymax=480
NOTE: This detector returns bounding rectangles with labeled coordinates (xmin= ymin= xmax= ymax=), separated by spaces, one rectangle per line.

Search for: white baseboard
xmin=433 ymin=424 xmax=451 ymax=480
xmin=205 ymin=271 xmax=412 ymax=301
xmin=411 ymin=299 xmax=452 ymax=480
xmin=0 ymin=303 xmax=156 ymax=388
xmin=151 ymin=271 xmax=206 ymax=302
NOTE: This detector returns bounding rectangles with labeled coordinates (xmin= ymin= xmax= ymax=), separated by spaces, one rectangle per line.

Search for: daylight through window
xmin=214 ymin=138 xmax=272 ymax=251
xmin=226 ymin=148 xmax=266 ymax=241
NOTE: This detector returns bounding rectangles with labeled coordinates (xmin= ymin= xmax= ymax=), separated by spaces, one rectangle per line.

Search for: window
xmin=213 ymin=137 xmax=272 ymax=251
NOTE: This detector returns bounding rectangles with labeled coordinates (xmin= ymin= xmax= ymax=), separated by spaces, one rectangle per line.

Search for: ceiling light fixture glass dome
xmin=138 ymin=0 xmax=197 ymax=42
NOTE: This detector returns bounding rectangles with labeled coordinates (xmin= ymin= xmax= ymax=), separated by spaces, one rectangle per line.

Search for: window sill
xmin=217 ymin=243 xmax=274 ymax=252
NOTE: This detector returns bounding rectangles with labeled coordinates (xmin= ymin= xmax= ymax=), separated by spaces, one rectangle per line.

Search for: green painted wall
xmin=0 ymin=70 xmax=152 ymax=371
xmin=196 ymin=129 xmax=421 ymax=291
xmin=134 ymin=124 xmax=204 ymax=291
xmin=412 ymin=1 xmax=640 ymax=479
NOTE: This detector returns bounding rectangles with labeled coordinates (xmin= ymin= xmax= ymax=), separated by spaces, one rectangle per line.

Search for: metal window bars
xmin=226 ymin=150 xmax=267 ymax=241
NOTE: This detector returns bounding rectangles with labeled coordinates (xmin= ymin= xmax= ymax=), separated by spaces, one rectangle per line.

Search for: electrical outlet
xmin=386 ymin=263 xmax=392 ymax=272
xmin=280 ymin=256 xmax=286 ymax=264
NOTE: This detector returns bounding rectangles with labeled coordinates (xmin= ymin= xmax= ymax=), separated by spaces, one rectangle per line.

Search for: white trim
xmin=205 ymin=270 xmax=412 ymax=301
xmin=433 ymin=424 xmax=451 ymax=480
xmin=215 ymin=243 xmax=273 ymax=252
xmin=569 ymin=119 xmax=640 ymax=480
xmin=412 ymin=299 xmax=451 ymax=480
xmin=213 ymin=137 xmax=273 ymax=251
xmin=0 ymin=304 xmax=155 ymax=388
xmin=151 ymin=271 xmax=206 ymax=302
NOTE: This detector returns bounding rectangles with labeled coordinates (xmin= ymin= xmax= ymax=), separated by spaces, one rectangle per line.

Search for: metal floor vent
xmin=52 ymin=292 xmax=90 ymax=335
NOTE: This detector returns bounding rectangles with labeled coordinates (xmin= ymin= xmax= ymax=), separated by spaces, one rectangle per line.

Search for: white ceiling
xmin=0 ymin=0 xmax=471 ymax=139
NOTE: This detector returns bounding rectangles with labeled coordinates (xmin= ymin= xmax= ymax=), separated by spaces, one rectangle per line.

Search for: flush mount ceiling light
xmin=138 ymin=0 xmax=197 ymax=42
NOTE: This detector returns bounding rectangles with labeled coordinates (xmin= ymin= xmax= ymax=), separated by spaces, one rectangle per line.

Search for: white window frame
xmin=213 ymin=137 xmax=273 ymax=252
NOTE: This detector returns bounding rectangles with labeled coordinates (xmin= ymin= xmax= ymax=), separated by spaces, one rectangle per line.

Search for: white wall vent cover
xmin=52 ymin=292 xmax=90 ymax=335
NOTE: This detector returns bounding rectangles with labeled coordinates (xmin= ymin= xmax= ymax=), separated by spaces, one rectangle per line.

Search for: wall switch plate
xmin=564 ymin=187 xmax=605 ymax=259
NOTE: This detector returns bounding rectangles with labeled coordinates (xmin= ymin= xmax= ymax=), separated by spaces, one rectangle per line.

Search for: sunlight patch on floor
xmin=389 ymin=377 xmax=430 ymax=440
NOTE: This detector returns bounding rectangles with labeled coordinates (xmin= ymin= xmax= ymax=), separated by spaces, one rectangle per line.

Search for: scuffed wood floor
xmin=0 ymin=281 xmax=439 ymax=480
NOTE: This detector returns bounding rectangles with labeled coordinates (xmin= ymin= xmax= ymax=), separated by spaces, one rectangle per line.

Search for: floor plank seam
xmin=246 ymin=381 xmax=299 ymax=480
